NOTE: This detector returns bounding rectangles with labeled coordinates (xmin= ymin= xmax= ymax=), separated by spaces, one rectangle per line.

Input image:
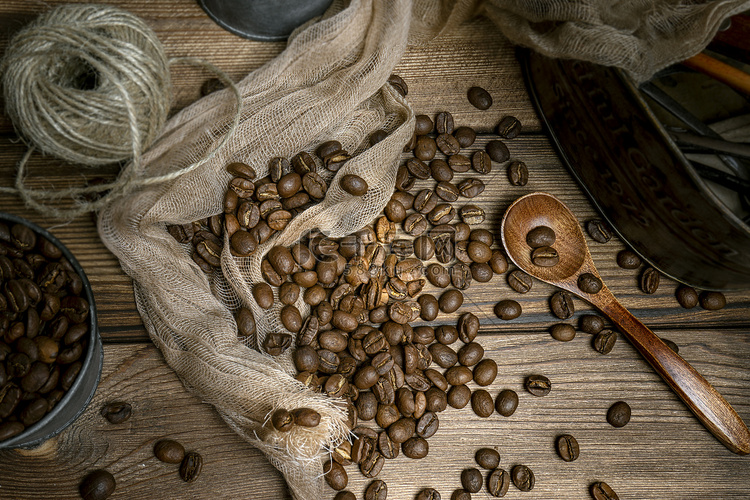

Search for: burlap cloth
xmin=97 ymin=1 xmax=750 ymax=498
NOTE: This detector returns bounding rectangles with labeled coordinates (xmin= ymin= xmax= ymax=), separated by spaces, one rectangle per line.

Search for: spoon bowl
xmin=501 ymin=192 xmax=750 ymax=455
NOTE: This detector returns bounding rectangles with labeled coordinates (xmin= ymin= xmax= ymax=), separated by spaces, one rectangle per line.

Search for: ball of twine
xmin=2 ymin=4 xmax=171 ymax=165
xmin=0 ymin=4 xmax=242 ymax=219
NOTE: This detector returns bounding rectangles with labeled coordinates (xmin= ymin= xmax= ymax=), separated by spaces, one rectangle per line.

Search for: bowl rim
xmin=0 ymin=211 xmax=103 ymax=449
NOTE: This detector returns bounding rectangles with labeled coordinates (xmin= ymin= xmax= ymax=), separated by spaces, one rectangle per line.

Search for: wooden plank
xmin=0 ymin=328 xmax=748 ymax=499
xmin=0 ymin=344 xmax=292 ymax=500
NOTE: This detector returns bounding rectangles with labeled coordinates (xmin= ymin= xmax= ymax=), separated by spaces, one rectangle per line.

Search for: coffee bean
xmin=507 ymin=161 xmax=528 ymax=186
xmin=461 ymin=468 xmax=483 ymax=493
xmin=460 ymin=206 xmax=485 ymax=226
xmin=586 ymin=219 xmax=612 ymax=243
xmin=79 ymin=470 xmax=116 ymax=500
xmin=458 ymin=342 xmax=484 ymax=367
xmin=451 ymin=490 xmax=471 ymax=500
xmin=556 ymin=434 xmax=580 ymax=461
xmin=507 ymin=270 xmax=532 ymax=293
xmin=302 ymin=172 xmax=327 ymax=199
xmin=430 ymin=159 xmax=453 ymax=182
xmin=497 ymin=116 xmax=522 ymax=138
xmin=467 ymin=86 xmax=493 ymax=110
xmin=435 ymin=182 xmax=459 ymax=202
xmin=471 ymin=389 xmax=494 ymax=418
xmin=591 ymin=481 xmax=620 ymax=500
xmin=616 ymin=249 xmax=641 ymax=269
xmin=487 ymin=468 xmax=510 ymax=497
xmin=550 ymin=323 xmax=576 ymax=342
xmin=416 ymin=488 xmax=441 ymax=500
xmin=340 ymin=174 xmax=368 ymax=196
xmin=324 ymin=459 xmax=348 ymax=490
xmin=365 ymin=479 xmax=387 ymax=500
xmin=428 ymin=204 xmax=456 ymax=225
xmin=700 ymin=291 xmax=726 ymax=310
xmin=511 ymin=464 xmax=535 ymax=491
xmin=418 ymin=294 xmax=439 ymax=321
xmin=446 ymin=384 xmax=471 ymax=409
xmin=414 ymin=235 xmax=435 ymax=261
xmin=475 ymin=448 xmax=500 ymax=470
xmin=525 ymin=374 xmax=551 ymax=396
xmin=578 ymin=272 xmax=603 ymax=294
xmin=640 ymin=267 xmax=660 ymax=294
xmin=450 ymin=262 xmax=472 ymax=290
xmin=426 ymin=263 xmax=451 ymax=288
xmin=415 ymin=136 xmax=437 ymax=161
xmin=0 ymin=422 xmax=24 ymax=442
xmin=550 ymin=291 xmax=574 ymax=319
xmin=100 ymin=402 xmax=132 ymax=424
xmin=489 ymin=250 xmax=508 ymax=274
xmin=154 ymin=439 xmax=186 ymax=464
xmin=486 ymin=140 xmax=509 ymax=163
xmin=385 ymin=199 xmax=407 ymax=223
xmin=607 ymin=401 xmax=631 ymax=427
xmin=403 ymin=213 xmax=428 ymax=237
xmin=531 ymin=246 xmax=559 ymax=267
xmin=454 ymin=127 xmax=476 ymax=148
xmin=675 ymin=285 xmax=699 ymax=309
xmin=449 ymin=154 xmax=471 ymax=173
xmin=494 ymin=299 xmax=521 ymax=320
xmin=526 ymin=225 xmax=556 ymax=248
xmin=470 ymin=151 xmax=491 ymax=174
xmin=592 ymin=328 xmax=617 ymax=354
xmin=437 ymin=133 xmax=461 ymax=155
xmin=335 ymin=492 xmax=357 ymax=500
xmin=414 ymin=114 xmax=434 ymax=135
xmin=416 ymin=411 xmax=439 ymax=438
xmin=579 ymin=314 xmax=605 ymax=334
xmin=438 ymin=289 xmax=463 ymax=313
xmin=435 ymin=111 xmax=454 ymax=134
xmin=402 ymin=436 xmax=429 ymax=459
xmin=294 ymin=407 xmax=321 ymax=427
xmin=457 ymin=178 xmax=485 ymax=198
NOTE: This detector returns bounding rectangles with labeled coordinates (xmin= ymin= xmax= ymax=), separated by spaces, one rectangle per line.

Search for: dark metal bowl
xmin=521 ymin=49 xmax=750 ymax=290
xmin=0 ymin=212 xmax=103 ymax=449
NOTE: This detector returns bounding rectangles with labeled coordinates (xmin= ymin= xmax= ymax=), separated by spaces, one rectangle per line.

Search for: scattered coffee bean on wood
xmin=550 ymin=291 xmax=575 ymax=319
xmin=579 ymin=314 xmax=605 ymax=334
xmin=607 ymin=401 xmax=631 ymax=428
xmin=591 ymin=481 xmax=620 ymax=500
xmin=578 ymin=272 xmax=603 ymax=294
xmin=511 ymin=464 xmax=535 ymax=491
xmin=487 ymin=468 xmax=510 ymax=497
xmin=494 ymin=299 xmax=521 ymax=320
xmin=79 ymin=470 xmax=116 ymax=500
xmin=467 ymin=86 xmax=493 ymax=110
xmin=556 ymin=434 xmax=580 ymax=462
xmin=475 ymin=448 xmax=501 ymax=469
xmin=471 ymin=389 xmax=494 ymax=417
xmin=507 ymin=160 xmax=528 ymax=186
xmin=640 ymin=267 xmax=660 ymax=294
xmin=550 ymin=323 xmax=576 ymax=342
xmin=616 ymin=249 xmax=641 ymax=269
xmin=496 ymin=116 xmax=522 ymax=139
xmin=507 ymin=269 xmax=532 ymax=293
xmin=154 ymin=439 xmax=186 ymax=464
xmin=699 ymin=291 xmax=726 ymax=310
xmin=365 ymin=479 xmax=387 ymax=500
xmin=416 ymin=488 xmax=441 ymax=500
xmin=100 ymin=402 xmax=132 ymax=424
xmin=495 ymin=389 xmax=519 ymax=416
xmin=525 ymin=374 xmax=551 ymax=396
xmin=675 ymin=285 xmax=699 ymax=309
xmin=593 ymin=330 xmax=617 ymax=354
xmin=451 ymin=489 xmax=471 ymax=500
xmin=485 ymin=140 xmax=509 ymax=163
xmin=179 ymin=451 xmax=203 ymax=483
xmin=461 ymin=467 xmax=483 ymax=493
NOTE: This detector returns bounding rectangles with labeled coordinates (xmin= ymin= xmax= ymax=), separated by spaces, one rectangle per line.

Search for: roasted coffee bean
xmin=79 ymin=469 xmax=116 ymax=500
xmin=497 ymin=116 xmax=522 ymax=139
xmin=446 ymin=384 xmax=470 ymax=409
xmin=437 ymin=133 xmax=461 ymax=155
xmin=253 ymin=283 xmax=275 ymax=310
xmin=375 ymin=216 xmax=397 ymax=244
xmin=640 ymin=267 xmax=660 ymax=294
xmin=550 ymin=291 xmax=574 ymax=319
xmin=556 ymin=434 xmax=580 ymax=462
xmin=454 ymin=126 xmax=476 ymax=148
xmin=468 ymin=151 xmax=491 ymax=175
xmin=407 ymin=158 xmax=431 ymax=180
xmin=578 ymin=273 xmax=603 ymax=294
xmin=593 ymin=329 xmax=617 ymax=354
xmin=487 ymin=468 xmax=510 ymax=497
xmin=428 ymin=204 xmax=455 ymax=225
xmin=525 ymin=375 xmax=551 ymax=397
xmin=457 ymin=312 xmax=479 ymax=343
xmin=457 ymin=178 xmax=485 ymax=198
xmin=403 ymin=131 xmax=417 ymax=152
xmin=700 ymin=291 xmax=727 ymax=310
xmin=473 ymin=358 xmax=497 ymax=386
xmin=450 ymin=490 xmax=471 ymax=500
xmin=334 ymin=492 xmax=357 ymax=500
xmin=280 ymin=304 xmax=302 ymax=333
xmin=471 ymin=389 xmax=494 ymax=418
xmin=291 ymin=151 xmax=316 ymax=175
xmin=511 ymin=464 xmax=535 ymax=491
xmin=445 ymin=365 xmax=473 ymax=386
xmin=403 ymin=213 xmax=428 ymax=237
xmin=434 ymin=182 xmax=459 ymax=202
xmin=388 ymin=416 xmax=416 ymax=444
xmin=294 ymin=407 xmax=322 ymax=427
xmin=494 ymin=299 xmax=521 ymax=320
xmin=154 ymin=439 xmax=186 ymax=463
xmin=0 ymin=422 xmax=25 ymax=442
xmin=550 ymin=323 xmax=576 ymax=342
xmin=376 ymin=403 xmax=400 ymax=429
xmin=426 ymin=263 xmax=451 ymax=288
xmin=229 ymin=177 xmax=256 ymax=199
xmin=449 ymin=154 xmax=471 ymax=173
xmin=461 ymin=468 xmax=483 ymax=493
xmin=486 ymin=141 xmax=510 ymax=164
xmin=20 ymin=397 xmax=49 ymax=426
xmin=294 ymin=345 xmax=319 ymax=373
xmin=450 ymin=262 xmax=472 ymax=290
xmin=267 ymin=209 xmax=292 ymax=231
xmin=425 ymin=386 xmax=447 ymax=413
xmin=236 ymin=306 xmax=257 ymax=338
xmin=507 ymin=160 xmax=528 ymax=186
xmin=586 ymin=219 xmax=612 ymax=243
xmin=438 ymin=289 xmax=463 ymax=313
xmin=489 ymin=250 xmax=508 ymax=274
xmin=475 ymin=448 xmax=500 ymax=470
xmin=402 ymin=436 xmax=429 ymax=459
xmin=415 ymin=114 xmax=434 ymax=135
xmin=430 ymin=159 xmax=453 ymax=182
xmin=435 ymin=111 xmax=454 ymax=134
xmin=268 ymin=157 xmax=289 ymax=183
xmin=416 ymin=488 xmax=441 ymax=500
xmin=580 ymin=314 xmax=605 ymax=334
xmin=676 ymin=285 xmax=699 ymax=309
xmin=415 ymin=136 xmax=437 ymax=161
xmin=458 ymin=342 xmax=483 ymax=367
xmin=365 ymin=479 xmax=387 ymax=500
xmin=467 ymin=86 xmax=493 ymax=110
xmin=591 ymin=481 xmax=620 ymax=500
xmin=324 ymin=459 xmax=348 ymax=490
xmin=607 ymin=401 xmax=631 ymax=427
xmin=430 ymin=343 xmax=458 ymax=369
xmin=395 ymin=165 xmax=414 ymax=191
xmin=101 ymin=402 xmax=132 ymax=424
xmin=526 ymin=225 xmax=556 ymax=248
xmin=388 ymin=74 xmax=408 ymax=96
xmin=616 ymin=249 xmax=641 ymax=269
xmin=531 ymin=246 xmax=559 ymax=267
xmin=459 ymin=206 xmax=485 ymax=226
xmin=384 ymin=199 xmax=407 ymax=223
xmin=302 ymin=172 xmax=327 ymax=199
xmin=356 ymin=392 xmax=378 ymax=421
xmin=412 ymin=235 xmax=434 ymax=261
xmin=317 ymin=140 xmax=343 ymax=159
xmin=361 ymin=452 xmax=385 ymax=478
xmin=226 ymin=162 xmax=257 ymax=180
xmin=263 ymin=332 xmax=292 ymax=356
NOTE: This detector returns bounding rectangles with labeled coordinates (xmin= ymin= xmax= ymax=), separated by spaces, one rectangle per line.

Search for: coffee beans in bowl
xmin=0 ymin=212 xmax=102 ymax=449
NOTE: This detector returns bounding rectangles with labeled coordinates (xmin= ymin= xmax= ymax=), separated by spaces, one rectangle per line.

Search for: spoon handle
xmin=599 ymin=292 xmax=750 ymax=455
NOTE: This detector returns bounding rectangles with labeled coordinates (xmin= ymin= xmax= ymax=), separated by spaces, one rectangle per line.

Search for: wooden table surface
xmin=1 ymin=2 xmax=749 ymax=499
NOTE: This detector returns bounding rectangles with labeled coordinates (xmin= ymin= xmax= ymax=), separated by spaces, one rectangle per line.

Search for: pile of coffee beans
xmin=0 ymin=221 xmax=90 ymax=443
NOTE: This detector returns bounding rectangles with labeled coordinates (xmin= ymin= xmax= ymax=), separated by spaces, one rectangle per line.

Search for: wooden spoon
xmin=500 ymin=192 xmax=750 ymax=455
